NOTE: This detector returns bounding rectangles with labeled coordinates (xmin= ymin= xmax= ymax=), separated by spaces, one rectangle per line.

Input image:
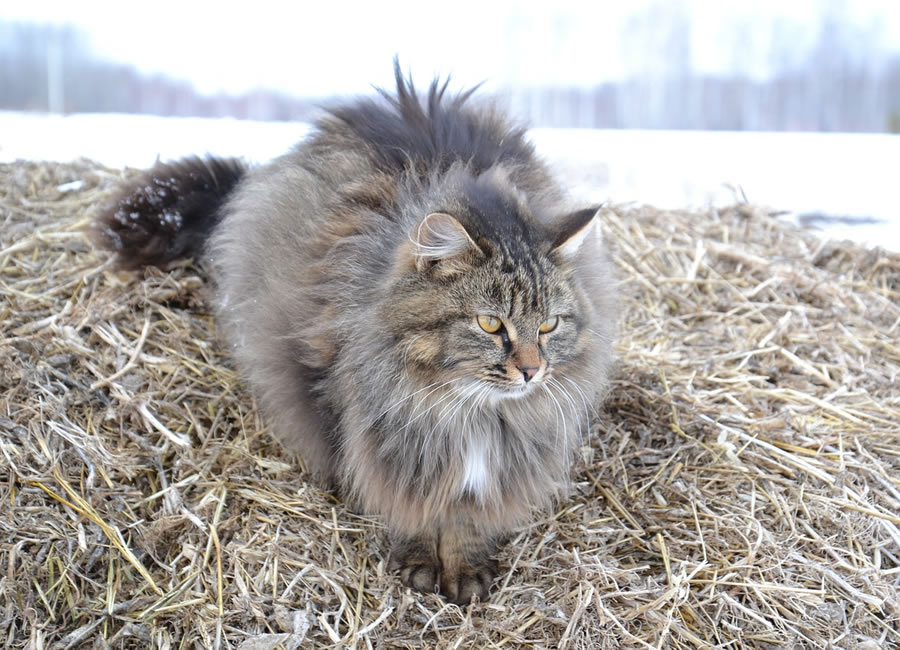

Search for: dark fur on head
xmin=91 ymin=156 xmax=246 ymax=268
xmin=91 ymin=63 xmax=617 ymax=604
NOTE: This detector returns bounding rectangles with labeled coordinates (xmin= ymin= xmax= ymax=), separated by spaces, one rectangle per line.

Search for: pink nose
xmin=519 ymin=366 xmax=539 ymax=382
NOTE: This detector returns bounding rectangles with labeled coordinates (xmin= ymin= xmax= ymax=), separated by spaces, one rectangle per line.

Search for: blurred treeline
xmin=0 ymin=22 xmax=321 ymax=122
xmin=2 ymin=16 xmax=899 ymax=132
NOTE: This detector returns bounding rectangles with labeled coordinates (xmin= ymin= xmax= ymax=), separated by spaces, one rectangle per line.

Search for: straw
xmin=1 ymin=159 xmax=897 ymax=648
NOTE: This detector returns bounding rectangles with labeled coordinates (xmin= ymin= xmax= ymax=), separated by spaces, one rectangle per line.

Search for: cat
xmin=92 ymin=61 xmax=617 ymax=604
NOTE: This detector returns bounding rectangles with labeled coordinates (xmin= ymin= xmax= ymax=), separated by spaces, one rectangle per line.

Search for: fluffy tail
xmin=91 ymin=156 xmax=247 ymax=269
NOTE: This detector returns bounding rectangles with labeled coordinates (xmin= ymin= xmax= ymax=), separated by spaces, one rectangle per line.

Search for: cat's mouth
xmin=494 ymin=377 xmax=543 ymax=400
xmin=471 ymin=372 xmax=548 ymax=403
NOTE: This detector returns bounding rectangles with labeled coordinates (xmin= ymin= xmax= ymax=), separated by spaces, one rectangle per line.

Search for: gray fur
xmin=94 ymin=65 xmax=618 ymax=603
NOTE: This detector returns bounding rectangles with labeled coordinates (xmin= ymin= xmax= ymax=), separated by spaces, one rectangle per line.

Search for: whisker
xmin=586 ymin=328 xmax=614 ymax=343
xmin=413 ymin=388 xmax=465 ymax=466
xmin=550 ymin=377 xmax=588 ymax=446
xmin=399 ymin=380 xmax=461 ymax=439
xmin=432 ymin=382 xmax=481 ymax=438
xmin=543 ymin=381 xmax=569 ymax=466
xmin=377 ymin=377 xmax=457 ymax=425
xmin=462 ymin=383 xmax=491 ymax=434
xmin=561 ymin=375 xmax=599 ymax=420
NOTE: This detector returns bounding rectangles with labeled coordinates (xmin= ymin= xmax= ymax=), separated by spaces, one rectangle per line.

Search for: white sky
xmin=4 ymin=0 xmax=900 ymax=96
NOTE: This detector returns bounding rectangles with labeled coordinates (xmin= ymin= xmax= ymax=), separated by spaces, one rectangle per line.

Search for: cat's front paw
xmin=389 ymin=541 xmax=439 ymax=594
xmin=398 ymin=561 xmax=439 ymax=593
xmin=440 ymin=560 xmax=497 ymax=604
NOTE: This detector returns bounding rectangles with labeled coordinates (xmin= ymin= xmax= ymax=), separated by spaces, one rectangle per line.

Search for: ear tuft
xmin=551 ymin=207 xmax=601 ymax=261
xmin=414 ymin=212 xmax=480 ymax=271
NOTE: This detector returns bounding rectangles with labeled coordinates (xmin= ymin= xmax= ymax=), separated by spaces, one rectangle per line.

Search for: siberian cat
xmin=92 ymin=63 xmax=617 ymax=603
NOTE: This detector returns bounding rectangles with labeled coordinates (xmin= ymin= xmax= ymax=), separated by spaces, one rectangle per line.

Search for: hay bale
xmin=1 ymin=159 xmax=898 ymax=649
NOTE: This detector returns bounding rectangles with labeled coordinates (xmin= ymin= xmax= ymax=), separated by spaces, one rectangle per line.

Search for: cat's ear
xmin=550 ymin=207 xmax=601 ymax=261
xmin=413 ymin=212 xmax=481 ymax=271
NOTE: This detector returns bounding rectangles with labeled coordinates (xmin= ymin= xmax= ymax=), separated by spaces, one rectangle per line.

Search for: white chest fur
xmin=460 ymin=435 xmax=490 ymax=499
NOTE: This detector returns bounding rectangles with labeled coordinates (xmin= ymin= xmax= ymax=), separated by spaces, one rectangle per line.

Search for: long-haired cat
xmin=92 ymin=62 xmax=617 ymax=603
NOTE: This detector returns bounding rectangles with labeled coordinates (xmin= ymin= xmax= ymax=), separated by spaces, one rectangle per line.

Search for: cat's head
xmin=385 ymin=171 xmax=604 ymax=401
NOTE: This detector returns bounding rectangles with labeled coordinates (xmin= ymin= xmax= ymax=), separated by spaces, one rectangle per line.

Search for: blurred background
xmin=2 ymin=0 xmax=899 ymax=131
xmin=2 ymin=0 xmax=899 ymax=248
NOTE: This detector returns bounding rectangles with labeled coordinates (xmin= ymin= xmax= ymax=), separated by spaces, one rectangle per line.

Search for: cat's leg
xmin=388 ymin=533 xmax=440 ymax=594
xmin=266 ymin=386 xmax=338 ymax=488
xmin=437 ymin=515 xmax=499 ymax=604
xmin=241 ymin=333 xmax=339 ymax=487
xmin=388 ymin=522 xmax=499 ymax=602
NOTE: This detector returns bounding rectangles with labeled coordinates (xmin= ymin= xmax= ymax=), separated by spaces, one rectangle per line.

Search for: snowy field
xmin=1 ymin=111 xmax=898 ymax=252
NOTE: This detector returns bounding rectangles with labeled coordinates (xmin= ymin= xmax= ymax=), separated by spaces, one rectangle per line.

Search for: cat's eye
xmin=477 ymin=314 xmax=502 ymax=333
xmin=539 ymin=316 xmax=559 ymax=334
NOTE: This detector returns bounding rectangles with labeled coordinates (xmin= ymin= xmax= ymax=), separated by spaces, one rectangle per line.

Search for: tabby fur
xmin=92 ymin=62 xmax=617 ymax=603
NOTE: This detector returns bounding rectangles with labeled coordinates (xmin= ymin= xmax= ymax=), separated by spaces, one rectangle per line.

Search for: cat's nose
xmin=519 ymin=366 xmax=539 ymax=382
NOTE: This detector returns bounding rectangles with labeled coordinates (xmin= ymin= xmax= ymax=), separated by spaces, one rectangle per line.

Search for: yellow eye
xmin=477 ymin=314 xmax=502 ymax=333
xmin=539 ymin=316 xmax=559 ymax=334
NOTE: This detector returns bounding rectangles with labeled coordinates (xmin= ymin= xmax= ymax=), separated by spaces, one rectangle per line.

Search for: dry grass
xmin=1 ymin=159 xmax=899 ymax=649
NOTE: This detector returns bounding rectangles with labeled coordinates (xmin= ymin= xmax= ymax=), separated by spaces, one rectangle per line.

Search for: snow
xmin=1 ymin=111 xmax=898 ymax=252
xmin=531 ymin=128 xmax=900 ymax=252
xmin=0 ymin=111 xmax=309 ymax=169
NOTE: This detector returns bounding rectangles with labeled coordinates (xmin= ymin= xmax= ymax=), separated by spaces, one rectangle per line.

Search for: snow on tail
xmin=91 ymin=156 xmax=247 ymax=268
